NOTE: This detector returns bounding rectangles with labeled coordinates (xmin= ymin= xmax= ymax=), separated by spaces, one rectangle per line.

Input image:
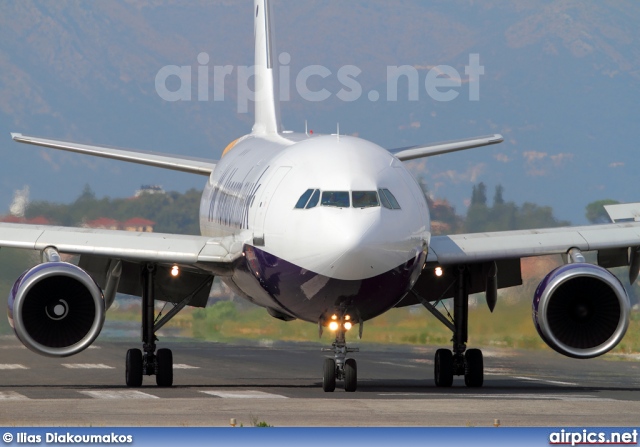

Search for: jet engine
xmin=532 ymin=263 xmax=630 ymax=359
xmin=8 ymin=262 xmax=105 ymax=357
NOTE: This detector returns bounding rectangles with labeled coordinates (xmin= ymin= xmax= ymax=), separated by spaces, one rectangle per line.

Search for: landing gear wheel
xmin=156 ymin=348 xmax=173 ymax=387
xmin=322 ymin=358 xmax=336 ymax=392
xmin=344 ymin=358 xmax=357 ymax=392
xmin=464 ymin=348 xmax=483 ymax=387
xmin=125 ymin=348 xmax=143 ymax=387
xmin=434 ymin=348 xmax=453 ymax=387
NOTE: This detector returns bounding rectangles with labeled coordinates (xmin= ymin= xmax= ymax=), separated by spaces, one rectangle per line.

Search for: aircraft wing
xmin=0 ymin=222 xmax=242 ymax=266
xmin=396 ymin=221 xmax=640 ymax=308
xmin=427 ymin=222 xmax=640 ymax=265
xmin=389 ymin=134 xmax=503 ymax=161
xmin=11 ymin=133 xmax=216 ymax=175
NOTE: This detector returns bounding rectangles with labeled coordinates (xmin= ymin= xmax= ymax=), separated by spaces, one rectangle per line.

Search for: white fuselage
xmin=199 ymin=132 xmax=431 ymax=323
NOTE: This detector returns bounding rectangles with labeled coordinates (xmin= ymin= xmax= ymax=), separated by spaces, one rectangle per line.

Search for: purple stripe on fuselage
xmin=236 ymin=245 xmax=420 ymax=323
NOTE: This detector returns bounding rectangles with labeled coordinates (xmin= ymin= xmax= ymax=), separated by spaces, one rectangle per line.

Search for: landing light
xmin=331 ymin=314 xmax=338 ymax=320
xmin=329 ymin=321 xmax=339 ymax=331
xmin=345 ymin=315 xmax=351 ymax=321
xmin=344 ymin=322 xmax=353 ymax=331
xmin=435 ymin=267 xmax=443 ymax=277
xmin=171 ymin=266 xmax=180 ymax=277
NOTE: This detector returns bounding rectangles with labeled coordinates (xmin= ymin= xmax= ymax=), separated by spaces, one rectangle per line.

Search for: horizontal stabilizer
xmin=11 ymin=133 xmax=216 ymax=176
xmin=390 ymin=134 xmax=503 ymax=161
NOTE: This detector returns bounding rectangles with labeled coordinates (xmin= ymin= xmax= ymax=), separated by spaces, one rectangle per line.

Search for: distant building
xmin=0 ymin=215 xmax=52 ymax=225
xmin=83 ymin=218 xmax=120 ymax=230
xmin=83 ymin=217 xmax=155 ymax=232
xmin=134 ymin=185 xmax=165 ymax=197
xmin=123 ymin=218 xmax=155 ymax=233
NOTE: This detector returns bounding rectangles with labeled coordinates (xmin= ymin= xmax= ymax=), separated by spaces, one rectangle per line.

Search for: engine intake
xmin=532 ymin=263 xmax=630 ymax=359
xmin=8 ymin=262 xmax=105 ymax=357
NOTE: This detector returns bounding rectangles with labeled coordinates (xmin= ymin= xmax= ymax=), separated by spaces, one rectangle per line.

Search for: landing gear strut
xmin=125 ymin=264 xmax=173 ymax=387
xmin=417 ymin=266 xmax=484 ymax=388
xmin=322 ymin=322 xmax=359 ymax=392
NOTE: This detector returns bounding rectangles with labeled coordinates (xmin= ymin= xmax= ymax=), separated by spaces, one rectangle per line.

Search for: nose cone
xmin=310 ymin=208 xmax=422 ymax=281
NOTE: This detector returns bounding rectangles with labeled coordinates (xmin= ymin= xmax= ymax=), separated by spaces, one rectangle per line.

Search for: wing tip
xmin=10 ymin=132 xmax=23 ymax=141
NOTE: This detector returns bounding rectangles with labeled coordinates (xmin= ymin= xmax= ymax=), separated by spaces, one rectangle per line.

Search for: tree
xmin=471 ymin=182 xmax=487 ymax=206
xmin=585 ymin=199 xmax=619 ymax=224
xmin=493 ymin=185 xmax=505 ymax=206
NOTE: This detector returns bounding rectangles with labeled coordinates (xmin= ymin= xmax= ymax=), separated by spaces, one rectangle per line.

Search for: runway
xmin=0 ymin=320 xmax=639 ymax=427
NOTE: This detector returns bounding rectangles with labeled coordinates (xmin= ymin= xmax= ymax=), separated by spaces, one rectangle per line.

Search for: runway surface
xmin=0 ymin=320 xmax=639 ymax=427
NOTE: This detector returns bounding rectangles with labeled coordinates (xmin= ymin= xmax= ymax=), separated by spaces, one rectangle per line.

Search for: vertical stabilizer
xmin=252 ymin=0 xmax=282 ymax=135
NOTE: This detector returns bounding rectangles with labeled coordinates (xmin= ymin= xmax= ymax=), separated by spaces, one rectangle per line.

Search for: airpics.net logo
xmin=155 ymin=52 xmax=484 ymax=111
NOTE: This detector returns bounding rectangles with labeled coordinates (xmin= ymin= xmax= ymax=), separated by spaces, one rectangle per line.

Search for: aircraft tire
xmin=125 ymin=348 xmax=143 ymax=387
xmin=323 ymin=358 xmax=336 ymax=392
xmin=434 ymin=348 xmax=454 ymax=387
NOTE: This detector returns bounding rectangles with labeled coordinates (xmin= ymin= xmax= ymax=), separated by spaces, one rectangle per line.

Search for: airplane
xmin=2 ymin=0 xmax=639 ymax=392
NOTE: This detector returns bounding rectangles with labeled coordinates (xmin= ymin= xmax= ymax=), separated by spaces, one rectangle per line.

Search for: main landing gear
xmin=125 ymin=264 xmax=173 ymax=387
xmin=321 ymin=319 xmax=359 ymax=392
xmin=417 ymin=266 xmax=484 ymax=388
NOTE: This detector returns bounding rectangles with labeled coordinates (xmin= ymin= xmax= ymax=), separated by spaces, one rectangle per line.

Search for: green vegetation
xmin=26 ymin=185 xmax=201 ymax=234
xmin=585 ymin=199 xmax=620 ymax=224
xmin=464 ymin=182 xmax=570 ymax=233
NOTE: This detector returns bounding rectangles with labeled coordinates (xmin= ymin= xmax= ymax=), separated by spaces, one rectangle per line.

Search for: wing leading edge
xmin=390 ymin=134 xmax=504 ymax=161
xmin=11 ymin=133 xmax=216 ymax=176
xmin=427 ymin=221 xmax=640 ymax=265
xmin=0 ymin=222 xmax=242 ymax=266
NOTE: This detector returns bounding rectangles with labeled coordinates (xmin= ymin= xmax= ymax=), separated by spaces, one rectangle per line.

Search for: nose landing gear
xmin=321 ymin=318 xmax=359 ymax=392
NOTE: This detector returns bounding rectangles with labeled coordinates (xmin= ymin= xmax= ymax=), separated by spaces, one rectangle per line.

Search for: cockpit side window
xmin=321 ymin=191 xmax=350 ymax=208
xmin=379 ymin=188 xmax=401 ymax=210
xmin=352 ymin=191 xmax=379 ymax=208
xmin=295 ymin=189 xmax=314 ymax=209
xmin=306 ymin=189 xmax=320 ymax=208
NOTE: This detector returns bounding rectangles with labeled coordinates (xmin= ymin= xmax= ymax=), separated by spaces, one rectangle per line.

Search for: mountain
xmin=1 ymin=0 xmax=639 ymax=224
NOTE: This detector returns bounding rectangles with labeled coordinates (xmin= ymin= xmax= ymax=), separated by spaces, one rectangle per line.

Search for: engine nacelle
xmin=8 ymin=262 xmax=105 ymax=357
xmin=532 ymin=263 xmax=630 ymax=359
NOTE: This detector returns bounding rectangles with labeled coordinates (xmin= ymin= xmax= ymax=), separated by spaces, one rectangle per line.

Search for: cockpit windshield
xmin=294 ymin=189 xmax=399 ymax=210
xmin=321 ymin=191 xmax=350 ymax=208
xmin=352 ymin=191 xmax=379 ymax=208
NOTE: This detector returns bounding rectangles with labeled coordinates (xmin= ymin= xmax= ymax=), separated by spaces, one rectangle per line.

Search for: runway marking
xmin=485 ymin=368 xmax=515 ymax=375
xmin=173 ymin=364 xmax=200 ymax=369
xmin=79 ymin=390 xmax=159 ymax=399
xmin=62 ymin=364 xmax=115 ymax=369
xmin=410 ymin=359 xmax=433 ymax=365
xmin=513 ymin=376 xmax=577 ymax=386
xmin=0 ymin=364 xmax=28 ymax=370
xmin=374 ymin=361 xmax=417 ymax=368
xmin=200 ymin=390 xmax=287 ymax=399
xmin=378 ymin=393 xmax=614 ymax=401
xmin=0 ymin=391 xmax=29 ymax=400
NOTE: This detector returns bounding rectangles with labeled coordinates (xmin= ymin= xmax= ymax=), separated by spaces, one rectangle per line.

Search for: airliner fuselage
xmin=200 ymin=133 xmax=430 ymax=323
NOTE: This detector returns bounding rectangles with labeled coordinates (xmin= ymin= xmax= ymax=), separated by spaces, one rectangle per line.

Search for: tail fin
xmin=252 ymin=0 xmax=282 ymax=135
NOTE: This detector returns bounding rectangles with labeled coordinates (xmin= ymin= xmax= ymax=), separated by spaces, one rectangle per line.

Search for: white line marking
xmin=173 ymin=364 xmax=200 ymax=369
xmin=62 ymin=364 xmax=115 ymax=369
xmin=0 ymin=391 xmax=29 ymax=400
xmin=378 ymin=393 xmax=614 ymax=401
xmin=374 ymin=361 xmax=417 ymax=368
xmin=80 ymin=390 xmax=159 ymax=399
xmin=201 ymin=390 xmax=287 ymax=399
xmin=0 ymin=364 xmax=28 ymax=370
xmin=513 ymin=376 xmax=577 ymax=386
